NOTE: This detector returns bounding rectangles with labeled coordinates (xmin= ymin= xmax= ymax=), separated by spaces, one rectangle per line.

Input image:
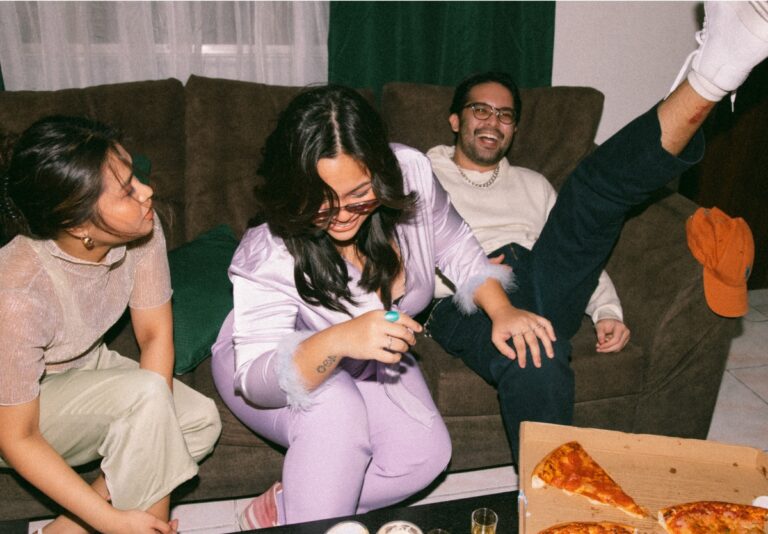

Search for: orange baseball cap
xmin=686 ymin=207 xmax=754 ymax=318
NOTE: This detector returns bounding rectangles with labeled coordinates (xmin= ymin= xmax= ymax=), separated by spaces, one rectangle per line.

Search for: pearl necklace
xmin=455 ymin=163 xmax=500 ymax=189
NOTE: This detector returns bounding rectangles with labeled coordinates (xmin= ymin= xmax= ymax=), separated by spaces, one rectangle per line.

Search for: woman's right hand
xmin=340 ymin=310 xmax=423 ymax=364
xmin=108 ymin=510 xmax=178 ymax=534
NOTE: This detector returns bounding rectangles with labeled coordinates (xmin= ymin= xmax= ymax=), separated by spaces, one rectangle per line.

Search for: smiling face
xmin=315 ymin=153 xmax=378 ymax=245
xmin=449 ymin=81 xmax=517 ymax=172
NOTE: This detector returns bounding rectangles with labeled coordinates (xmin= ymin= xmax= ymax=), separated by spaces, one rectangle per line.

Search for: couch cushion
xmin=168 ymin=224 xmax=239 ymax=375
xmin=414 ymin=334 xmax=499 ymax=417
xmin=0 ymin=79 xmax=187 ymax=249
xmin=183 ymin=76 xmax=304 ymax=241
xmin=570 ymin=317 xmax=644 ymax=402
xmin=381 ymin=83 xmax=604 ymax=189
xmin=183 ymin=75 xmax=379 ymax=241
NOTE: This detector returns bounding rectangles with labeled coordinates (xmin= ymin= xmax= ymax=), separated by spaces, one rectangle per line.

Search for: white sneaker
xmin=670 ymin=1 xmax=768 ymax=101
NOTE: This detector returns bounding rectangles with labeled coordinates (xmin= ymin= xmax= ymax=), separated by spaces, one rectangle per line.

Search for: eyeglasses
xmin=463 ymin=102 xmax=516 ymax=125
xmin=312 ymin=198 xmax=381 ymax=226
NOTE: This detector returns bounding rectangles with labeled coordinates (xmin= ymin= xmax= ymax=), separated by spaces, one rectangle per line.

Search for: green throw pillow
xmin=168 ymin=224 xmax=239 ymax=375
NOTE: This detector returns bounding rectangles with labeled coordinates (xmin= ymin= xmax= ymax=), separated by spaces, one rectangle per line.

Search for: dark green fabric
xmin=328 ymin=1 xmax=554 ymax=97
xmin=168 ymin=224 xmax=238 ymax=375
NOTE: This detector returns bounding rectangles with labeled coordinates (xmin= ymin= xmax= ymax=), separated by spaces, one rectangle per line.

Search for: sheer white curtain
xmin=0 ymin=1 xmax=329 ymax=91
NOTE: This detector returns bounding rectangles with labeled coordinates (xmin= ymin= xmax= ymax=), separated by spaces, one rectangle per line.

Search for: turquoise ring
xmin=384 ymin=310 xmax=400 ymax=323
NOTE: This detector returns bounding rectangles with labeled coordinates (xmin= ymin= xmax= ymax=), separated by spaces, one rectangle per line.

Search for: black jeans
xmin=426 ymin=104 xmax=704 ymax=463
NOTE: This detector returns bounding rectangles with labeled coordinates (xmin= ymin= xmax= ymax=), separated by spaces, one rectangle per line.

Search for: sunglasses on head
xmin=312 ymin=198 xmax=381 ymax=226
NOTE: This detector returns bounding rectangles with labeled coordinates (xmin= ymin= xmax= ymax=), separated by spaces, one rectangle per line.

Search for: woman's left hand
xmin=489 ymin=306 xmax=556 ymax=368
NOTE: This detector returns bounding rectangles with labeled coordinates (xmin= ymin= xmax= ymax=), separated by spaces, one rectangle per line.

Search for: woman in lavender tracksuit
xmin=211 ymin=85 xmax=555 ymax=528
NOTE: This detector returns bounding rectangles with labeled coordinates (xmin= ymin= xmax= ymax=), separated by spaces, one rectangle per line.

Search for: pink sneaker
xmin=238 ymin=482 xmax=283 ymax=530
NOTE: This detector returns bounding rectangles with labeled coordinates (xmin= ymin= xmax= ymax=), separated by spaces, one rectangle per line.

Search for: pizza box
xmin=518 ymin=422 xmax=768 ymax=533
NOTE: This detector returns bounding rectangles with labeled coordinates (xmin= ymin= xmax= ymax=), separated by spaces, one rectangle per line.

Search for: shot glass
xmin=471 ymin=507 xmax=498 ymax=534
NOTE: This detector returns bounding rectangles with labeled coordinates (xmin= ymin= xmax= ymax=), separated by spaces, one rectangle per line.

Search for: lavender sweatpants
xmin=211 ymin=343 xmax=452 ymax=525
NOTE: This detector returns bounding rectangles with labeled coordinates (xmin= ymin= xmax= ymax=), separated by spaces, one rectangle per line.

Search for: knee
xmin=186 ymin=396 xmax=222 ymax=461
xmin=422 ymin=426 xmax=452 ymax=477
xmin=494 ymin=343 xmax=574 ymax=396
xmin=380 ymin=423 xmax=452 ymax=481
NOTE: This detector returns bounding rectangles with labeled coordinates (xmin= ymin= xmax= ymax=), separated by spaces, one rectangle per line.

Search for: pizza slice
xmin=538 ymin=521 xmax=637 ymax=534
xmin=531 ymin=441 xmax=648 ymax=518
xmin=657 ymin=501 xmax=768 ymax=534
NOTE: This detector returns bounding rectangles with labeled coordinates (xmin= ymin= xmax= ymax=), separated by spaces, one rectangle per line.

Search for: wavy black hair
xmin=0 ymin=115 xmax=127 ymax=246
xmin=254 ymin=85 xmax=418 ymax=314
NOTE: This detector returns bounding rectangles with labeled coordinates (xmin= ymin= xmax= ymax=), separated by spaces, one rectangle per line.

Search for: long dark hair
xmin=255 ymin=85 xmax=417 ymax=313
xmin=0 ymin=115 xmax=125 ymax=246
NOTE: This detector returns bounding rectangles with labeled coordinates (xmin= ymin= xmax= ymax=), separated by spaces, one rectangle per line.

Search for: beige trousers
xmin=0 ymin=346 xmax=221 ymax=511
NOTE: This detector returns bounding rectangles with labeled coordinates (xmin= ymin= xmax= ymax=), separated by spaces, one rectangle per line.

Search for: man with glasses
xmin=425 ymin=71 xmax=628 ymax=464
xmin=428 ymin=72 xmax=630 ymax=354
xmin=424 ymin=0 xmax=768 ymax=464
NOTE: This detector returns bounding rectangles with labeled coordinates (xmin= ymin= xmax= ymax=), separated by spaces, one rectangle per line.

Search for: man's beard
xmin=462 ymin=142 xmax=506 ymax=166
xmin=459 ymin=127 xmax=510 ymax=167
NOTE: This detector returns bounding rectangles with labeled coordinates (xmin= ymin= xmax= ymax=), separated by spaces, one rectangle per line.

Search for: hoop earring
xmin=82 ymin=236 xmax=95 ymax=250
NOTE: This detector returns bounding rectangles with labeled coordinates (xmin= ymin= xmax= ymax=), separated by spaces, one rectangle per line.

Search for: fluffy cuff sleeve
xmin=452 ymin=263 xmax=516 ymax=315
xmin=275 ymin=330 xmax=316 ymax=410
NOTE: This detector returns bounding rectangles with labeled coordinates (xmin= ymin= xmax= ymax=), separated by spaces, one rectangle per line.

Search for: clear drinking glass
xmin=471 ymin=507 xmax=498 ymax=534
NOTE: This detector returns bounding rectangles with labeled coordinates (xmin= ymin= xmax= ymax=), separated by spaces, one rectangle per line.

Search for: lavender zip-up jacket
xmin=213 ymin=145 xmax=513 ymax=424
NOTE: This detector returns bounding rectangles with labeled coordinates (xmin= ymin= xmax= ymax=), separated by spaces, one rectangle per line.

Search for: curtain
xmin=0 ymin=1 xmax=329 ymax=91
xmin=328 ymin=1 xmax=555 ymax=96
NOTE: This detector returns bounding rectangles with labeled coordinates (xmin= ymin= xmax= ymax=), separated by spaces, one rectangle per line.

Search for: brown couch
xmin=0 ymin=76 xmax=739 ymax=521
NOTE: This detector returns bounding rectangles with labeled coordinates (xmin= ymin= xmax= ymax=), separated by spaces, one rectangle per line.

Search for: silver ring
xmin=387 ymin=335 xmax=393 ymax=350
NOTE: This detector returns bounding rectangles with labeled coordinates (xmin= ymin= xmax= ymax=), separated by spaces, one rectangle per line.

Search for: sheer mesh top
xmin=0 ymin=217 xmax=172 ymax=405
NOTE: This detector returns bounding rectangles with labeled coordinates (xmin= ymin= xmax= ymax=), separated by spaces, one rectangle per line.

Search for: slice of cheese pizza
xmin=538 ymin=521 xmax=638 ymax=534
xmin=658 ymin=501 xmax=768 ymax=533
xmin=531 ymin=441 xmax=648 ymax=518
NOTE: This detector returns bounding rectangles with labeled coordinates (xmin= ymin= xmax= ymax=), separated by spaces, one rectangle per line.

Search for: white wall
xmin=552 ymin=1 xmax=701 ymax=144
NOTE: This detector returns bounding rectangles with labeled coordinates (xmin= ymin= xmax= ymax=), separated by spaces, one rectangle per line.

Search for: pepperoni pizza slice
xmin=531 ymin=441 xmax=648 ymax=518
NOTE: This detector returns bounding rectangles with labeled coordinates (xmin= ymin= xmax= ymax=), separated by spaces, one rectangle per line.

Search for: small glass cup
xmin=471 ymin=507 xmax=498 ymax=534
xmin=426 ymin=529 xmax=451 ymax=534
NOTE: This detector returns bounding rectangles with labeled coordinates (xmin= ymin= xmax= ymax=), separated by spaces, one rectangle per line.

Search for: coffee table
xmin=0 ymin=491 xmax=518 ymax=534
xmin=253 ymin=490 xmax=518 ymax=533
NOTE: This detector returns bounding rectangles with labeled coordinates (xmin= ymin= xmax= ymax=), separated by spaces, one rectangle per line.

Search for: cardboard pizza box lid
xmin=518 ymin=422 xmax=768 ymax=533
